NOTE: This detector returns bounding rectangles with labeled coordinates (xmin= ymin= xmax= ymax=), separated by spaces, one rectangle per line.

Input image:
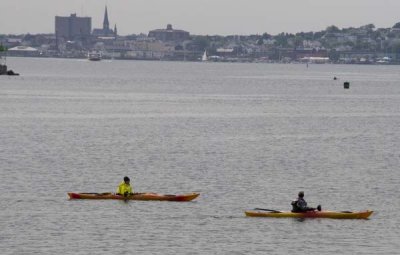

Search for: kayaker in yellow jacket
xmin=116 ymin=176 xmax=133 ymax=197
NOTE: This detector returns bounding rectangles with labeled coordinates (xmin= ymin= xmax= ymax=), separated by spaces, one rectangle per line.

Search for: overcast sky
xmin=1 ymin=0 xmax=399 ymax=35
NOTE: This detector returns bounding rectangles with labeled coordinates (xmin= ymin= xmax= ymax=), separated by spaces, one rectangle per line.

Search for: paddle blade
xmin=254 ymin=208 xmax=282 ymax=213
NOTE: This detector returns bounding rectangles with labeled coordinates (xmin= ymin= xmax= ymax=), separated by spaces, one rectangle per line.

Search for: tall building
xmin=148 ymin=24 xmax=190 ymax=42
xmin=93 ymin=6 xmax=116 ymax=37
xmin=55 ymin=14 xmax=91 ymax=41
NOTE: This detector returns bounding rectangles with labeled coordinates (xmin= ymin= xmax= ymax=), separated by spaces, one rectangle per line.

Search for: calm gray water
xmin=1 ymin=57 xmax=399 ymax=254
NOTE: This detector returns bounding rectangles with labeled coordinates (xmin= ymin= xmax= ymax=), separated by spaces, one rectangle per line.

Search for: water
xmin=1 ymin=58 xmax=399 ymax=254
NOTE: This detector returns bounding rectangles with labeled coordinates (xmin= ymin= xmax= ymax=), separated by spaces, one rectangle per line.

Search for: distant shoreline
xmin=4 ymin=55 xmax=399 ymax=65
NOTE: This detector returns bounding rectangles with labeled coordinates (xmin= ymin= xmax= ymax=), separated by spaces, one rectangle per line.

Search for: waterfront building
xmin=7 ymin=46 xmax=40 ymax=57
xmin=55 ymin=14 xmax=91 ymax=41
xmin=148 ymin=24 xmax=190 ymax=42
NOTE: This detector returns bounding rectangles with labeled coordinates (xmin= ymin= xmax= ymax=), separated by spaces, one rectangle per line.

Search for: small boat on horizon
xmin=202 ymin=50 xmax=208 ymax=62
xmin=88 ymin=51 xmax=102 ymax=61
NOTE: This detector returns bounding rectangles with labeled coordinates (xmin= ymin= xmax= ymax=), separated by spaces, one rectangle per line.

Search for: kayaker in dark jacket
xmin=116 ymin=176 xmax=133 ymax=197
xmin=291 ymin=191 xmax=321 ymax=212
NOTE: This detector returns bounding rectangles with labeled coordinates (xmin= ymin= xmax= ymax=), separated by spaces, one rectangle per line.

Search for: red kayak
xmin=68 ymin=192 xmax=199 ymax=202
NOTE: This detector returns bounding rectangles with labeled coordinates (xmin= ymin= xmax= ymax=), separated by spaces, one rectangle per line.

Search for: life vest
xmin=117 ymin=182 xmax=133 ymax=196
xmin=291 ymin=198 xmax=307 ymax=212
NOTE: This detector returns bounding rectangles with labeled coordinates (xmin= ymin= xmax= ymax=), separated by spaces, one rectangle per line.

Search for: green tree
xmin=293 ymin=36 xmax=304 ymax=47
xmin=192 ymin=36 xmax=209 ymax=51
xmin=393 ymin=22 xmax=400 ymax=29
xmin=313 ymin=31 xmax=325 ymax=40
xmin=262 ymin=33 xmax=272 ymax=40
xmin=326 ymin=25 xmax=340 ymax=33
xmin=296 ymin=31 xmax=314 ymax=41
xmin=328 ymin=49 xmax=340 ymax=62
xmin=390 ymin=42 xmax=400 ymax=59
xmin=361 ymin=24 xmax=375 ymax=31
xmin=274 ymin=33 xmax=289 ymax=47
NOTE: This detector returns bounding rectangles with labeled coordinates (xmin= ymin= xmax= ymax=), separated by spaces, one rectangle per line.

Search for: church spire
xmin=103 ymin=5 xmax=109 ymax=31
xmin=114 ymin=24 xmax=118 ymax=36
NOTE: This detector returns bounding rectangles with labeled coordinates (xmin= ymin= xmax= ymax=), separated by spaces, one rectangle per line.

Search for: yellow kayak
xmin=68 ymin=192 xmax=199 ymax=202
xmin=245 ymin=209 xmax=373 ymax=219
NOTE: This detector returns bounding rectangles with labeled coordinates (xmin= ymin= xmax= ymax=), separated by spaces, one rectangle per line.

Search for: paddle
xmin=254 ymin=204 xmax=322 ymax=213
xmin=254 ymin=208 xmax=282 ymax=213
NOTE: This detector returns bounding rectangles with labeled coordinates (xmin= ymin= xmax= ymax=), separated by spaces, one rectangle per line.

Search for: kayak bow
xmin=68 ymin=192 xmax=199 ymax=202
xmin=245 ymin=210 xmax=373 ymax=219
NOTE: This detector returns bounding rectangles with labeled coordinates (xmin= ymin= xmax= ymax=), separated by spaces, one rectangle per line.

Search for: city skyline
xmin=1 ymin=0 xmax=400 ymax=35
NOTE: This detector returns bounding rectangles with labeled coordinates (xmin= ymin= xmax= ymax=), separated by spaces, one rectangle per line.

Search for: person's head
xmin=124 ymin=176 xmax=130 ymax=184
xmin=298 ymin=191 xmax=304 ymax=198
